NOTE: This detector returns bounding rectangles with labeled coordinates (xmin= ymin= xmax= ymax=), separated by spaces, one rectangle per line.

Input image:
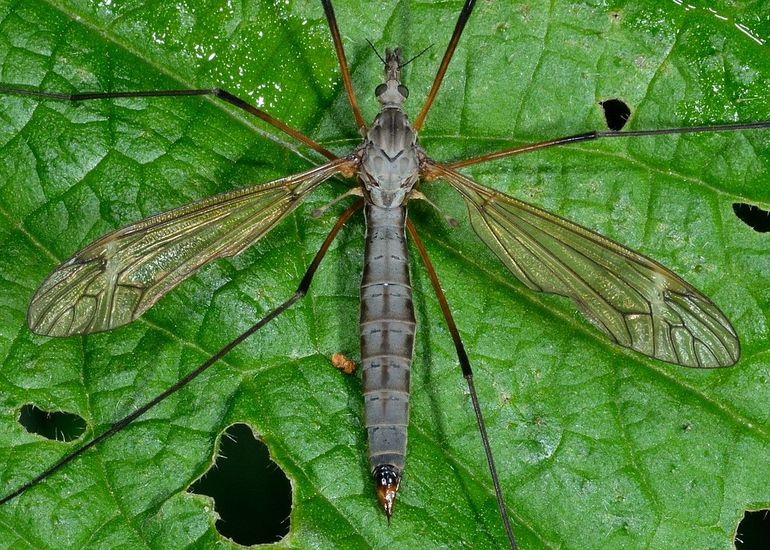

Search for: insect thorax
xmin=359 ymin=108 xmax=420 ymax=208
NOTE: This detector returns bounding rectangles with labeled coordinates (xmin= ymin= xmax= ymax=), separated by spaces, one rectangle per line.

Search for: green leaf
xmin=1 ymin=0 xmax=769 ymax=548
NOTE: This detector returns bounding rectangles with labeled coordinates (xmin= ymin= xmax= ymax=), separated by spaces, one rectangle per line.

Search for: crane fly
xmin=0 ymin=0 xmax=766 ymax=547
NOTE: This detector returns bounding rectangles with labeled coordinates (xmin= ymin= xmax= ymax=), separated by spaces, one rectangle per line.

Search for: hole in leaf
xmin=17 ymin=404 xmax=86 ymax=442
xmin=733 ymin=203 xmax=770 ymax=232
xmin=735 ymin=509 xmax=770 ymax=548
xmin=599 ymin=98 xmax=631 ymax=131
xmin=189 ymin=423 xmax=291 ymax=545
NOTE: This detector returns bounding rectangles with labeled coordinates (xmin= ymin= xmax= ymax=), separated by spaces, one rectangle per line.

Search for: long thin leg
xmin=413 ymin=0 xmax=477 ymax=132
xmin=406 ymin=220 xmax=518 ymax=550
xmin=447 ymin=121 xmax=770 ymax=169
xmin=0 ymin=86 xmax=337 ymax=161
xmin=320 ymin=0 xmax=367 ymax=133
xmin=0 ymin=199 xmax=363 ymax=506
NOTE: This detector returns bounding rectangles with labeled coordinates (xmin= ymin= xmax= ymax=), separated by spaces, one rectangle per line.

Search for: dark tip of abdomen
xmin=373 ymin=464 xmax=401 ymax=521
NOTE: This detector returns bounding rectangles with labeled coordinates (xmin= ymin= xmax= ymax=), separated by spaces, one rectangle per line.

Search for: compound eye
xmin=397 ymin=85 xmax=409 ymax=98
xmin=375 ymin=83 xmax=387 ymax=97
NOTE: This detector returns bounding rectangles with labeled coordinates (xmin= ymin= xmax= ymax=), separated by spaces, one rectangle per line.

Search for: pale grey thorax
xmin=358 ymin=48 xmax=421 ymax=208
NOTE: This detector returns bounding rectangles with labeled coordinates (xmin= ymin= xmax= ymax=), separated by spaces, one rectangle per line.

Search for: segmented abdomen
xmin=360 ymin=204 xmax=415 ymax=475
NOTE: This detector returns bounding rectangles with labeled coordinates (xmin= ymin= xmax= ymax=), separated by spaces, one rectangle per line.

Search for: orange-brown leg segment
xmin=413 ymin=0 xmax=478 ymax=132
xmin=447 ymin=121 xmax=770 ymax=170
xmin=406 ymin=220 xmax=518 ymax=550
xmin=320 ymin=0 xmax=367 ymax=133
xmin=0 ymin=86 xmax=337 ymax=161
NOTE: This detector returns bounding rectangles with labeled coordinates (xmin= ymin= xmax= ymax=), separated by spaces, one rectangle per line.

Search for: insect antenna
xmin=399 ymin=44 xmax=433 ymax=69
xmin=365 ymin=38 xmax=387 ymax=65
xmin=364 ymin=39 xmax=430 ymax=69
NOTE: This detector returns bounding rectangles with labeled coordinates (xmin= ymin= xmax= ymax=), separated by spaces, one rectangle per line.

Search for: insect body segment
xmin=360 ymin=204 xmax=415 ymax=519
xmin=357 ymin=48 xmax=421 ymax=518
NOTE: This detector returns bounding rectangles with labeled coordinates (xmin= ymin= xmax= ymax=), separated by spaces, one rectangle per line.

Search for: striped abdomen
xmin=359 ymin=204 xmax=415 ymax=514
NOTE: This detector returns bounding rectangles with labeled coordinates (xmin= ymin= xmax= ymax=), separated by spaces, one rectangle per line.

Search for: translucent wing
xmin=29 ymin=158 xmax=355 ymax=337
xmin=428 ymin=162 xmax=739 ymax=368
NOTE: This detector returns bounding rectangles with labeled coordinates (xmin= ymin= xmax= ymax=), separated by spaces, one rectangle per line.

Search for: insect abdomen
xmin=360 ymin=204 xmax=415 ymax=513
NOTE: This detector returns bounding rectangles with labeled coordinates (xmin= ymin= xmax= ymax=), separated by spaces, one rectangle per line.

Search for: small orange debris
xmin=331 ymin=353 xmax=357 ymax=375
